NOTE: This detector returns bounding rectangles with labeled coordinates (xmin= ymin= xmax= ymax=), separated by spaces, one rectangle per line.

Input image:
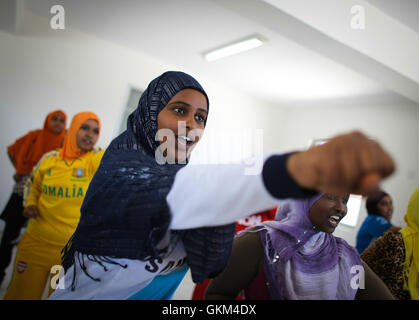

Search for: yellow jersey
xmin=23 ymin=147 xmax=104 ymax=247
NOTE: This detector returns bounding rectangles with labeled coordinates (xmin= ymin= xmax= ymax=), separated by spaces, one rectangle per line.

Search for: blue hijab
xmin=62 ymin=71 xmax=235 ymax=286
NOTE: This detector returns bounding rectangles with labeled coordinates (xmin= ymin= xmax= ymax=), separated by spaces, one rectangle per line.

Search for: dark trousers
xmin=0 ymin=192 xmax=27 ymax=285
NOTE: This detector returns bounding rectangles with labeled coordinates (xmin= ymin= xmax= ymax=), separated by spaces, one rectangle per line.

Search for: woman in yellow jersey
xmin=3 ymin=112 xmax=104 ymax=300
xmin=0 ymin=110 xmax=66 ymax=287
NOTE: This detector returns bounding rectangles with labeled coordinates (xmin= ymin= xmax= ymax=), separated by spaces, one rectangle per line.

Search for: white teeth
xmin=331 ymin=215 xmax=340 ymax=220
xmin=179 ymin=135 xmax=193 ymax=142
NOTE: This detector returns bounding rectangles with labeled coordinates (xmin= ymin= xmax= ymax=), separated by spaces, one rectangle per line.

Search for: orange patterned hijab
xmin=59 ymin=112 xmax=101 ymax=161
xmin=8 ymin=110 xmax=67 ymax=174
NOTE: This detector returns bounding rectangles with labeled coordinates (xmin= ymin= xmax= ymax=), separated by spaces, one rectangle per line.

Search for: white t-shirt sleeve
xmin=167 ymin=158 xmax=280 ymax=230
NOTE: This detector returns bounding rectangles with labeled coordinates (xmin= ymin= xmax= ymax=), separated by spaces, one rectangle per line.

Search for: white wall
xmin=271 ymin=101 xmax=419 ymax=246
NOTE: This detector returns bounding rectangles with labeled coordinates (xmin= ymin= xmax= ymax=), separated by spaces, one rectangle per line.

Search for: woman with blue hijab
xmin=50 ymin=71 xmax=395 ymax=299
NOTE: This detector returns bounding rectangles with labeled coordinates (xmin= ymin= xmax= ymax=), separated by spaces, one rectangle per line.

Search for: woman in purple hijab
xmin=205 ymin=193 xmax=395 ymax=300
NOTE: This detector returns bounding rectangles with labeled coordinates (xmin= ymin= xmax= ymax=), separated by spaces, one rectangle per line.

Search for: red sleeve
xmin=260 ymin=207 xmax=277 ymax=222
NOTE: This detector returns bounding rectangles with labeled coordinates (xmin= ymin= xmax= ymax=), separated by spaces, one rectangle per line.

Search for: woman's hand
xmin=13 ymin=173 xmax=23 ymax=183
xmin=287 ymin=131 xmax=395 ymax=196
xmin=23 ymin=205 xmax=40 ymax=219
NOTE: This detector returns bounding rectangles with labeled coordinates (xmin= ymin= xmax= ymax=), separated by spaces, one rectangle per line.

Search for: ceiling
xmin=366 ymin=0 xmax=419 ymax=34
xmin=16 ymin=0 xmax=419 ymax=106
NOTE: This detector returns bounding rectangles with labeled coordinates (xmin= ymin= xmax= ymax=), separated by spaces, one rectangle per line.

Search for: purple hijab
xmin=252 ymin=194 xmax=362 ymax=300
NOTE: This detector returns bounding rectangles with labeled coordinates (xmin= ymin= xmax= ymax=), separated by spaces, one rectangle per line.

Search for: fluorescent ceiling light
xmin=203 ymin=35 xmax=265 ymax=62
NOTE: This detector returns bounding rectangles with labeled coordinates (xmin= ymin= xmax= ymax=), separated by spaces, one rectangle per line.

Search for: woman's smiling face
xmin=76 ymin=119 xmax=100 ymax=153
xmin=309 ymin=194 xmax=349 ymax=233
xmin=157 ymin=89 xmax=208 ymax=163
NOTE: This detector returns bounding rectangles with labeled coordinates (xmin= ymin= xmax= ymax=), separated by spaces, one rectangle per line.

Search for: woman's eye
xmin=81 ymin=125 xmax=89 ymax=131
xmin=173 ymin=107 xmax=185 ymax=115
xmin=93 ymin=129 xmax=99 ymax=135
xmin=195 ymin=114 xmax=205 ymax=123
xmin=327 ymin=195 xmax=337 ymax=201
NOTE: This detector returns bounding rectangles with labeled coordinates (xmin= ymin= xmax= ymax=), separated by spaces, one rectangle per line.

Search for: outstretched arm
xmin=168 ymin=131 xmax=395 ymax=230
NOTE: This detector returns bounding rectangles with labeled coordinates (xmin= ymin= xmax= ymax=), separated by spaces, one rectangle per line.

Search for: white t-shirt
xmin=50 ymin=158 xmax=281 ymax=300
xmin=50 ymin=239 xmax=187 ymax=300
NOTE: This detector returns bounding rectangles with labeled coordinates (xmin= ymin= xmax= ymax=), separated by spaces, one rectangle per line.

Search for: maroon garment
xmin=192 ymin=208 xmax=277 ymax=300
xmin=244 ymin=269 xmax=271 ymax=300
